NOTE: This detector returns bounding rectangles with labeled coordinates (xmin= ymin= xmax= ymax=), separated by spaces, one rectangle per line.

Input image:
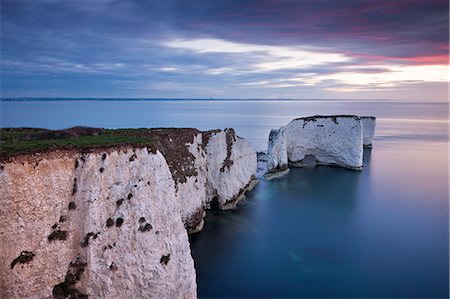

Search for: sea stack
xmin=265 ymin=115 xmax=376 ymax=177
xmin=361 ymin=116 xmax=376 ymax=148
xmin=0 ymin=127 xmax=257 ymax=298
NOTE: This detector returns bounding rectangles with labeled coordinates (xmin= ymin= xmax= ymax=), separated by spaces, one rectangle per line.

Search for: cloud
xmin=153 ymin=67 xmax=180 ymax=72
xmin=163 ymin=38 xmax=350 ymax=71
xmin=204 ymin=67 xmax=235 ymax=75
xmin=240 ymin=64 xmax=448 ymax=91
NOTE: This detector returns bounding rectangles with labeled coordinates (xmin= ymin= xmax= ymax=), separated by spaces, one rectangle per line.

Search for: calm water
xmin=1 ymin=100 xmax=449 ymax=298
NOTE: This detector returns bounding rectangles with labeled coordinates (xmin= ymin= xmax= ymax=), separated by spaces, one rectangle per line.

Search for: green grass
xmin=0 ymin=127 xmax=153 ymax=160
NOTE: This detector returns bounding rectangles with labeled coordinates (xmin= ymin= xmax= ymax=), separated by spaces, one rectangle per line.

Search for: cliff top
xmin=0 ymin=126 xmax=214 ymax=163
xmin=0 ymin=126 xmax=234 ymax=185
xmin=0 ymin=127 xmax=148 ymax=160
xmin=292 ymin=115 xmax=360 ymax=121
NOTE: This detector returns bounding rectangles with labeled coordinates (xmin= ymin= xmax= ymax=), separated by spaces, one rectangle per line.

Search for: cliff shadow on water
xmin=190 ymin=149 xmax=372 ymax=298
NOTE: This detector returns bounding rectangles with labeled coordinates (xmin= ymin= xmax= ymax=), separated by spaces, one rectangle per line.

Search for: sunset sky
xmin=1 ymin=0 xmax=448 ymax=100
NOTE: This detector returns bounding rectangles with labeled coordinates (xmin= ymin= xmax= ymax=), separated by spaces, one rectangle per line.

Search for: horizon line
xmin=1 ymin=97 xmax=448 ymax=102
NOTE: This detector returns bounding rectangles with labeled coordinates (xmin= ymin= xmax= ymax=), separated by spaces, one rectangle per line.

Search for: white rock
xmin=267 ymin=129 xmax=288 ymax=172
xmin=176 ymin=133 xmax=209 ymax=233
xmin=361 ymin=116 xmax=376 ymax=148
xmin=205 ymin=129 xmax=257 ymax=209
xmin=0 ymin=149 xmax=196 ymax=299
xmin=175 ymin=129 xmax=258 ymax=231
xmin=267 ymin=115 xmax=364 ymax=171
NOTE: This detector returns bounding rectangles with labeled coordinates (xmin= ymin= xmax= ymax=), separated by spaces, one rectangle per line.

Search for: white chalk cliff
xmin=0 ymin=128 xmax=257 ymax=298
xmin=266 ymin=115 xmax=376 ymax=175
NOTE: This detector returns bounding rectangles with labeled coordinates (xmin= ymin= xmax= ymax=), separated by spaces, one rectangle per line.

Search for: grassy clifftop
xmin=1 ymin=126 xmax=219 ymax=185
xmin=0 ymin=126 xmax=186 ymax=161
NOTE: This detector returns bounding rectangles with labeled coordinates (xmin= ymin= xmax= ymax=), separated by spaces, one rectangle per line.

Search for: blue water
xmin=1 ymin=99 xmax=448 ymax=298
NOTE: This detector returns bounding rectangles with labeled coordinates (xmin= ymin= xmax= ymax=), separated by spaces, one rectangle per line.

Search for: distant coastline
xmin=1 ymin=98 xmax=446 ymax=103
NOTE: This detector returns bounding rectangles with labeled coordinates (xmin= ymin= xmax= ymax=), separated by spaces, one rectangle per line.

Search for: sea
xmin=1 ymin=99 xmax=448 ymax=298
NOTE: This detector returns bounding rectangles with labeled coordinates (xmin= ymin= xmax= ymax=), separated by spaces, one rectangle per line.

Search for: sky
xmin=1 ymin=0 xmax=449 ymax=100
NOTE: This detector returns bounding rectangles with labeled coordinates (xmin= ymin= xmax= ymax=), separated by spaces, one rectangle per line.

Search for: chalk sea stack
xmin=264 ymin=115 xmax=376 ymax=178
xmin=361 ymin=116 xmax=376 ymax=148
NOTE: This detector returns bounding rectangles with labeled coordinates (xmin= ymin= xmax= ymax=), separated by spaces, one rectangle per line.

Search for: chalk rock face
xmin=174 ymin=132 xmax=209 ymax=234
xmin=267 ymin=129 xmax=288 ymax=172
xmin=0 ymin=128 xmax=257 ymax=298
xmin=176 ymin=129 xmax=257 ymax=232
xmin=205 ymin=129 xmax=258 ymax=209
xmin=361 ymin=116 xmax=376 ymax=148
xmin=0 ymin=149 xmax=196 ymax=299
xmin=267 ymin=115 xmax=364 ymax=172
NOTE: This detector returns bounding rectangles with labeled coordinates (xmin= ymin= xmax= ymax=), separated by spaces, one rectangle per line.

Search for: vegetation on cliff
xmin=0 ymin=127 xmax=152 ymax=160
xmin=0 ymin=126 xmax=220 ymax=185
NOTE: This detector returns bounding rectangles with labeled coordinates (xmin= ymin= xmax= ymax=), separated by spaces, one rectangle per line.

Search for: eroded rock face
xmin=0 ymin=150 xmax=196 ymax=299
xmin=0 ymin=128 xmax=257 ymax=298
xmin=204 ymin=129 xmax=258 ymax=209
xmin=267 ymin=129 xmax=288 ymax=172
xmin=361 ymin=116 xmax=376 ymax=148
xmin=173 ymin=129 xmax=257 ymax=233
xmin=267 ymin=115 xmax=365 ymax=173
